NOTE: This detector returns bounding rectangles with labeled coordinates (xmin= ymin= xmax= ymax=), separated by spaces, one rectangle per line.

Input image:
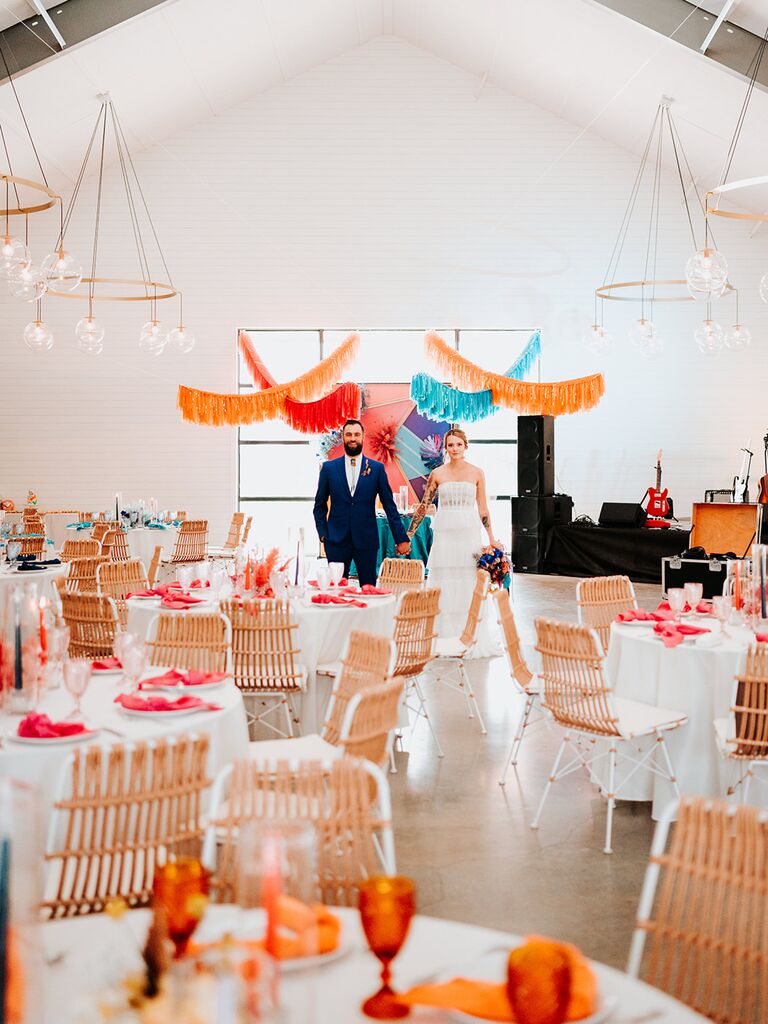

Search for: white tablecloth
xmin=40 ymin=905 xmax=708 ymax=1024
xmin=127 ymin=527 xmax=178 ymax=567
xmin=126 ymin=593 xmax=398 ymax=731
xmin=606 ymin=619 xmax=755 ymax=817
xmin=0 ymin=563 xmax=67 ymax=603
xmin=0 ymin=672 xmax=248 ymax=820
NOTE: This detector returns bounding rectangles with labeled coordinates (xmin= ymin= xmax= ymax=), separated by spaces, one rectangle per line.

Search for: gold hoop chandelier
xmin=592 ymin=98 xmax=734 ymax=356
xmin=45 ymin=93 xmax=192 ymax=356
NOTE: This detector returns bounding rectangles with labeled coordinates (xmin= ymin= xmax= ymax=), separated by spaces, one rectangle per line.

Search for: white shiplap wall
xmin=1 ymin=36 xmax=766 ymax=536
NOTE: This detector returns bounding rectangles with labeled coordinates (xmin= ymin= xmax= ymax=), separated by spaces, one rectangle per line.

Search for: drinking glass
xmin=153 ymin=858 xmax=211 ymax=959
xmin=683 ymin=582 xmax=703 ymax=614
xmin=6 ymin=540 xmax=20 ymax=567
xmin=63 ymin=659 xmax=92 ymax=720
xmin=177 ymin=565 xmax=194 ymax=592
xmin=667 ymin=588 xmax=686 ymax=622
xmin=121 ymin=641 xmax=148 ymax=691
xmin=328 ymin=562 xmax=345 ymax=587
xmin=316 ymin=562 xmax=330 ymax=591
xmin=196 ymin=560 xmax=211 ymax=583
xmin=46 ymin=625 xmax=70 ymax=690
xmin=713 ymin=594 xmax=733 ymax=638
xmin=359 ymin=876 xmax=416 ymax=1019
xmin=113 ymin=630 xmax=137 ymax=666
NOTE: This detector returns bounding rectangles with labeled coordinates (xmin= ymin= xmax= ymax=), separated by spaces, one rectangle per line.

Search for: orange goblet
xmin=153 ymin=858 xmax=211 ymax=959
xmin=359 ymin=876 xmax=416 ymax=1020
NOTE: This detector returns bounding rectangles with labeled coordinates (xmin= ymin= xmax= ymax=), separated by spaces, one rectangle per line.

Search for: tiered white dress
xmin=426 ymin=480 xmax=500 ymax=657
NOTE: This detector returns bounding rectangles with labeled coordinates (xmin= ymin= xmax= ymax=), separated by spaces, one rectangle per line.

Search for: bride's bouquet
xmin=476 ymin=546 xmax=511 ymax=590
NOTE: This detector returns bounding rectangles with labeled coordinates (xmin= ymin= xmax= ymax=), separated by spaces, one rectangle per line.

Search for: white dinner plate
xmin=91 ymin=666 xmax=123 ymax=676
xmin=615 ymin=618 xmax=656 ymax=628
xmin=344 ymin=592 xmax=392 ymax=601
xmin=127 ymin=595 xmax=161 ymax=602
xmin=440 ymin=950 xmax=618 ymax=1024
xmin=281 ymin=939 xmax=353 ymax=973
xmin=309 ymin=601 xmax=368 ymax=609
xmin=154 ymin=679 xmax=230 ymax=694
xmin=7 ymin=728 xmax=101 ymax=746
xmin=119 ymin=705 xmax=214 ymax=718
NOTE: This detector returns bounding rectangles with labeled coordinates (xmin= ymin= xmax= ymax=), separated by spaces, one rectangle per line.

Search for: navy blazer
xmin=313 ymin=455 xmax=408 ymax=551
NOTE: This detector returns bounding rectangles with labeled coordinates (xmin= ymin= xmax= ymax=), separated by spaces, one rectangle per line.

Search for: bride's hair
xmin=443 ymin=428 xmax=469 ymax=449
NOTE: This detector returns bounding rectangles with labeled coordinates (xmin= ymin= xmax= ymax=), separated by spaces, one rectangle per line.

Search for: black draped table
xmin=544 ymin=523 xmax=690 ymax=584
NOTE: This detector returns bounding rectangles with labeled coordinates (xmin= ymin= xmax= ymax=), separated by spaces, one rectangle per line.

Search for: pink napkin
xmin=616 ymin=607 xmax=675 ymax=623
xmin=167 ymin=579 xmax=210 ymax=590
xmin=18 ymin=713 xmax=90 ymax=738
xmin=756 ymin=633 xmax=768 ymax=643
xmin=126 ymin=589 xmax=161 ymax=599
xmin=341 ymin=584 xmax=392 ymax=596
xmin=658 ymin=599 xmax=712 ymax=615
xmin=92 ymin=657 xmax=121 ymax=671
xmin=160 ymin=593 xmax=205 ymax=610
xmin=653 ymin=622 xmax=711 ymax=648
xmin=139 ymin=669 xmax=226 ymax=689
xmin=311 ymin=593 xmax=367 ymax=608
xmin=114 ymin=693 xmax=222 ymax=712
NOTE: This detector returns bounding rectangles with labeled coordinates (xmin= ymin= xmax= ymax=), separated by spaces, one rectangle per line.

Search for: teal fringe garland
xmin=504 ymin=329 xmax=540 ymax=380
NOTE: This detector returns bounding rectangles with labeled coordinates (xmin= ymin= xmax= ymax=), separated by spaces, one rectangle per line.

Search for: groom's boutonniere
xmin=361 ymin=458 xmax=372 ymax=477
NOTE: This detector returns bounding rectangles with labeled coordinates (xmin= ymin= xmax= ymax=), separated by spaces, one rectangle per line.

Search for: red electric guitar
xmin=644 ymin=450 xmax=671 ymax=528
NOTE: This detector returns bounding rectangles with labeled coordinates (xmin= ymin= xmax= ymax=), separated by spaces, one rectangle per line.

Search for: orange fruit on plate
xmin=506 ymin=936 xmax=597 ymax=1024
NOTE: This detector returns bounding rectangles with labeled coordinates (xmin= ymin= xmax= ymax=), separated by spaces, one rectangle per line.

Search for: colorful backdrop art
xmin=322 ymin=383 xmax=450 ymax=502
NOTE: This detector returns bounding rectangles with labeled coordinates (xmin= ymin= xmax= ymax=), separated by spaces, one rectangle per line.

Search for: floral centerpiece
xmin=476 ymin=546 xmax=511 ymax=590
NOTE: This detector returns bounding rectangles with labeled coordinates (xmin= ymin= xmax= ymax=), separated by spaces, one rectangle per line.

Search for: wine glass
xmin=177 ymin=565 xmax=194 ymax=592
xmin=46 ymin=625 xmax=70 ymax=690
xmin=359 ymin=876 xmax=416 ymax=1019
xmin=713 ymin=594 xmax=733 ymax=638
xmin=328 ymin=562 xmax=345 ymax=587
xmin=196 ymin=560 xmax=210 ymax=584
xmin=113 ymin=630 xmax=137 ymax=666
xmin=316 ymin=562 xmax=330 ymax=591
xmin=153 ymin=858 xmax=211 ymax=960
xmin=63 ymin=659 xmax=92 ymax=721
xmin=6 ymin=540 xmax=20 ymax=568
xmin=121 ymin=641 xmax=148 ymax=691
xmin=683 ymin=582 xmax=704 ymax=615
xmin=667 ymin=588 xmax=686 ymax=622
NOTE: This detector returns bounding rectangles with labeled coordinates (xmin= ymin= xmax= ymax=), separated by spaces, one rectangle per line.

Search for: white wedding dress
xmin=427 ymin=480 xmax=500 ymax=657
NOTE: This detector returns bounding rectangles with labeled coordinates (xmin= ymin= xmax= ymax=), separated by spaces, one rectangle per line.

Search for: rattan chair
xmin=377 ymin=557 xmax=425 ymax=595
xmin=146 ymin=611 xmax=231 ymax=672
xmin=147 ymin=544 xmax=162 ymax=587
xmin=495 ymin=589 xmax=544 ymax=784
xmin=209 ymin=512 xmax=244 ymax=558
xmin=77 ymin=511 xmax=92 ymax=523
xmin=203 ymin=756 xmax=395 ymax=906
xmin=43 ymin=734 xmax=211 ymax=918
xmin=18 ymin=535 xmax=44 ymax=558
xmin=221 ymin=599 xmax=305 ymax=739
xmin=65 ymin=555 xmax=110 ymax=594
xmin=628 ymin=797 xmax=768 ymax=1023
xmin=531 ymin=618 xmax=688 ymax=854
xmin=241 ymin=516 xmax=253 ymax=546
xmin=101 ymin=528 xmax=130 ymax=562
xmin=60 ymin=538 xmax=99 ymax=562
xmin=576 ymin=574 xmax=637 ymax=652
xmin=391 ymin=588 xmax=442 ymax=755
xmin=338 ymin=678 xmax=404 ymax=767
xmin=97 ymin=558 xmax=149 ymax=628
xmin=164 ymin=519 xmax=208 ymax=564
xmin=60 ymin=591 xmax=119 ymax=658
xmin=91 ymin=522 xmax=110 ymax=545
xmin=424 ymin=570 xmax=490 ymax=739
xmin=714 ymin=644 xmax=768 ymax=802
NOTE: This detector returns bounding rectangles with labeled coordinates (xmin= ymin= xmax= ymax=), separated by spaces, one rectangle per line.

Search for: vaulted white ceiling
xmin=0 ymin=0 xmax=768 ymax=216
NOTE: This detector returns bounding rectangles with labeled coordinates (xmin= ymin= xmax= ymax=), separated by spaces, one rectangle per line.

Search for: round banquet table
xmin=125 ymin=592 xmax=398 ymax=731
xmin=605 ymin=618 xmax=759 ymax=818
xmin=126 ymin=526 xmax=178 ymax=566
xmin=0 ymin=671 xmax=248 ymax=821
xmin=40 ymin=905 xmax=709 ymax=1024
xmin=0 ymin=562 xmax=67 ymax=602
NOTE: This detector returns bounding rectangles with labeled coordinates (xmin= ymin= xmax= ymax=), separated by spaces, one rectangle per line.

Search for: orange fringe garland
xmin=283 ymin=382 xmax=361 ymax=433
xmin=238 ymin=330 xmax=277 ymax=389
xmin=178 ymin=332 xmax=360 ymax=426
xmin=424 ymin=331 xmax=604 ymax=416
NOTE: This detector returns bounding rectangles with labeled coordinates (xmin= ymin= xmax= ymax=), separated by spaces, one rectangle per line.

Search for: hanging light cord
xmin=108 ymin=101 xmax=152 ymax=296
xmin=87 ymin=107 xmax=108 ymax=313
xmin=56 ymin=107 xmax=104 ymax=250
xmin=0 ymin=40 xmax=48 ymax=188
xmin=719 ymin=25 xmax=768 ymax=187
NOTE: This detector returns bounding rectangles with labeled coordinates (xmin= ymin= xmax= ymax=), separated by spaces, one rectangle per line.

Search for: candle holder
xmin=1 ymin=582 xmax=43 ymax=714
xmin=752 ymin=545 xmax=768 ymax=632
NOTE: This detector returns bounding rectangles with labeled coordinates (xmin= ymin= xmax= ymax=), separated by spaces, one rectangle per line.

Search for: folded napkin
xmin=126 ymin=589 xmax=160 ymax=599
xmin=167 ymin=579 xmax=210 ymax=590
xmin=114 ymin=693 xmax=222 ymax=712
xmin=399 ymin=937 xmax=598 ymax=1024
xmin=616 ymin=607 xmax=675 ymax=623
xmin=161 ymin=594 xmax=205 ymax=610
xmin=653 ymin=622 xmax=711 ymax=648
xmin=146 ymin=522 xmax=166 ymax=529
xmin=139 ymin=669 xmax=226 ymax=689
xmin=311 ymin=593 xmax=367 ymax=608
xmin=756 ymin=633 xmax=768 ymax=643
xmin=17 ymin=713 xmax=90 ymax=738
xmin=16 ymin=563 xmax=44 ymax=572
xmin=341 ymin=584 xmax=392 ymax=596
xmin=658 ymin=599 xmax=712 ymax=615
xmin=92 ymin=657 xmax=122 ymax=671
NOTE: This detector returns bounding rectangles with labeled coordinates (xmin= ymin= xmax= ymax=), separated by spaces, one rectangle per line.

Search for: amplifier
xmin=598 ymin=502 xmax=647 ymax=528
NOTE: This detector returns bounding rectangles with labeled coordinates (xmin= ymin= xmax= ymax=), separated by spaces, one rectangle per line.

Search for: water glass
xmin=153 ymin=858 xmax=211 ymax=960
xmin=177 ymin=565 xmax=194 ymax=592
xmin=316 ymin=562 xmax=330 ymax=591
xmin=359 ymin=876 xmax=416 ymax=1020
xmin=196 ymin=560 xmax=211 ymax=583
xmin=113 ymin=630 xmax=137 ymax=666
xmin=121 ymin=641 xmax=148 ymax=691
xmin=667 ymin=588 xmax=686 ymax=621
xmin=63 ymin=659 xmax=92 ymax=721
xmin=6 ymin=540 xmax=20 ymax=567
xmin=683 ymin=582 xmax=703 ymax=613
xmin=328 ymin=562 xmax=345 ymax=587
xmin=713 ymin=594 xmax=733 ymax=638
xmin=46 ymin=625 xmax=70 ymax=690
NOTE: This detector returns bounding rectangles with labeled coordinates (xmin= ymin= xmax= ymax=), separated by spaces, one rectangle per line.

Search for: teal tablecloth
xmin=375 ymin=514 xmax=432 ymax=575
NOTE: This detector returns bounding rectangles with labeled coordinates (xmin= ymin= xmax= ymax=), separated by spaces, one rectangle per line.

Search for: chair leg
xmin=499 ymin=695 xmax=534 ymax=786
xmin=413 ymin=679 xmax=444 ymax=758
xmin=531 ymin=735 xmax=569 ymax=830
xmin=283 ymin=698 xmax=294 ymax=739
xmin=743 ymin=766 xmax=754 ymax=806
xmin=459 ymin=663 xmax=487 ymax=735
xmin=656 ymin=731 xmax=681 ymax=799
xmin=603 ymin=743 xmax=617 ymax=855
xmin=389 ymin=748 xmax=398 ymax=774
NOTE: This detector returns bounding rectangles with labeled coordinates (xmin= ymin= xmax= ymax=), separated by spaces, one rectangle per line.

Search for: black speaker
xmin=512 ymin=495 xmax=573 ymax=572
xmin=517 ymin=415 xmax=555 ymax=496
xmin=598 ymin=502 xmax=647 ymax=528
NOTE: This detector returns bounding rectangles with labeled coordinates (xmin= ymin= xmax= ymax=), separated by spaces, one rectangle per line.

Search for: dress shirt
xmin=345 ymin=454 xmax=360 ymax=495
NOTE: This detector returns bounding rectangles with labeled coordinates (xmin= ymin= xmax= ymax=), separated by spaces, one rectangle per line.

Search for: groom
xmin=313 ymin=419 xmax=411 ymax=586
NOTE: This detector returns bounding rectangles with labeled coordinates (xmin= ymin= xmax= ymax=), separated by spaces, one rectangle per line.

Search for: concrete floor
xmin=389 ymin=573 xmax=663 ymax=971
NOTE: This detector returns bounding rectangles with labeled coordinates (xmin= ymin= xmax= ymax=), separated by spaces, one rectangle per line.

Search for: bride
xmin=408 ymin=427 xmax=501 ymax=654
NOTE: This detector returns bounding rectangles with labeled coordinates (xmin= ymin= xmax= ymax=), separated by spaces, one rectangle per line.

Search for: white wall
xmin=2 ymin=35 xmax=767 ymax=537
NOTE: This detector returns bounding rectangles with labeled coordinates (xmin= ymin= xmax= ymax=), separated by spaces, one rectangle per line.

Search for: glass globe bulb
xmin=0 ymin=234 xmax=29 ymax=276
xmin=694 ymin=319 xmax=724 ymax=354
xmin=725 ymin=323 xmax=752 ymax=349
xmin=8 ymin=261 xmax=46 ymax=302
xmin=41 ymin=249 xmax=82 ymax=293
xmin=685 ymin=248 xmax=729 ymax=298
xmin=75 ymin=315 xmax=105 ymax=355
xmin=629 ymin=318 xmax=662 ymax=357
xmin=759 ymin=272 xmax=768 ymax=304
xmin=169 ymin=324 xmax=195 ymax=353
xmin=23 ymin=319 xmax=53 ymax=352
xmin=138 ymin=319 xmax=169 ymax=355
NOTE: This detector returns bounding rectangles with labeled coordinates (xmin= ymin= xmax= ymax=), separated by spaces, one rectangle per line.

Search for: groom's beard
xmin=343 ymin=442 xmax=363 ymax=457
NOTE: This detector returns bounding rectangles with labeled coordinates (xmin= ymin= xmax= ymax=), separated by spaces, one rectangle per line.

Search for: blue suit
xmin=312 ymin=455 xmax=408 ymax=586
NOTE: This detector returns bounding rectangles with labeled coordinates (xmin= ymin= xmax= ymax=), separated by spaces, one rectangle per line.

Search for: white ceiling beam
xmin=26 ymin=0 xmax=66 ymax=49
xmin=699 ymin=0 xmax=739 ymax=54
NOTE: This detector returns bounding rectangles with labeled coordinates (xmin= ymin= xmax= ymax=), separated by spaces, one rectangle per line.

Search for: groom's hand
xmin=396 ymin=541 xmax=411 ymax=556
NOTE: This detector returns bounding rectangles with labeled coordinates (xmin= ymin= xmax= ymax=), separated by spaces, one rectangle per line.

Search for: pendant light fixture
xmin=595 ymin=97 xmax=733 ymax=354
xmin=45 ymin=93 xmax=192 ymax=355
